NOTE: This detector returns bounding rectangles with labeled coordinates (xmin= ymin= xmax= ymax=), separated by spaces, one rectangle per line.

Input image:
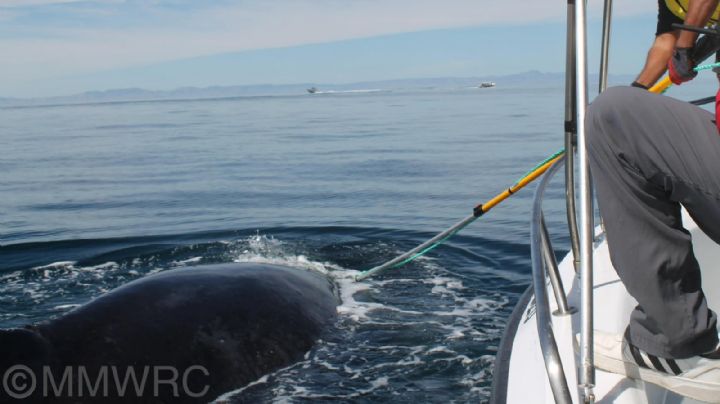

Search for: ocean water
xmin=0 ymin=83 xmax=713 ymax=402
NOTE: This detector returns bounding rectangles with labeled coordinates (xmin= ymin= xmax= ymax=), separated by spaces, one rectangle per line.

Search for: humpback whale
xmin=0 ymin=263 xmax=339 ymax=403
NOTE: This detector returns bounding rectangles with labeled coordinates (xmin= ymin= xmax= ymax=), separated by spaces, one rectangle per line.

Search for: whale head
xmin=0 ymin=328 xmax=53 ymax=372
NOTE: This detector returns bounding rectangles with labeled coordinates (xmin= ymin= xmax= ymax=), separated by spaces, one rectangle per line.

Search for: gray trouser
xmin=586 ymin=86 xmax=720 ymax=359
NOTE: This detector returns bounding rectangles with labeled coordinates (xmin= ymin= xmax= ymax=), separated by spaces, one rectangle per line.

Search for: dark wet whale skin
xmin=0 ymin=263 xmax=339 ymax=403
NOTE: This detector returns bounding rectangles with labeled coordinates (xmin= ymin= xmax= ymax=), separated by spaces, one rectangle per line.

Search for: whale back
xmin=0 ymin=328 xmax=53 ymax=371
xmin=30 ymin=263 xmax=339 ymax=402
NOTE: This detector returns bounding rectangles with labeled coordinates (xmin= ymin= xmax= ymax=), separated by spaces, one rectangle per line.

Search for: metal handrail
xmin=564 ymin=0 xmax=580 ymax=273
xmin=530 ymin=0 xmax=605 ymax=401
xmin=598 ymin=0 xmax=613 ymax=93
xmin=540 ymin=214 xmax=573 ymax=316
xmin=573 ymin=0 xmax=596 ymax=401
xmin=530 ymin=155 xmax=573 ymax=404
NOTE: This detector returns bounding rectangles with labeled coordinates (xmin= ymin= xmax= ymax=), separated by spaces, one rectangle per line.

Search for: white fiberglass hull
xmin=493 ymin=211 xmax=720 ymax=403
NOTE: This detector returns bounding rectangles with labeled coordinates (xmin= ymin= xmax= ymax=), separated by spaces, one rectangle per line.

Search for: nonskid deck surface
xmin=503 ymin=211 xmax=720 ymax=403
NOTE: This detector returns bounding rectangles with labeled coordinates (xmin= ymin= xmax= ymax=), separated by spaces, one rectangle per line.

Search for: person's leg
xmin=587 ymin=86 xmax=720 ymax=359
xmin=656 ymin=0 xmax=684 ymax=38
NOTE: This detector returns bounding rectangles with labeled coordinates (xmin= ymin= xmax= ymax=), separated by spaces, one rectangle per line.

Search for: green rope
xmin=387 ymin=150 xmax=564 ymax=270
xmin=357 ymin=148 xmax=565 ymax=277
xmin=516 ymin=148 xmax=565 ymax=183
xmin=395 ymin=149 xmax=564 ymax=268
xmin=695 ymin=62 xmax=720 ymax=72
xmin=384 ymin=221 xmax=472 ymax=270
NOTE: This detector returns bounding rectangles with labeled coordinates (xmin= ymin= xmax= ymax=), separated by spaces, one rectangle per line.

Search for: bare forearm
xmin=677 ymin=0 xmax=719 ymax=47
xmin=635 ymin=33 xmax=678 ymax=86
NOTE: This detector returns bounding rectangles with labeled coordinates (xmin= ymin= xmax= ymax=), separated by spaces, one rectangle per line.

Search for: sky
xmin=0 ymin=0 xmax=660 ymax=98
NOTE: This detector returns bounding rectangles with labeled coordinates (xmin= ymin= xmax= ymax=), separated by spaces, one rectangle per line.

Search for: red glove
xmin=668 ymin=47 xmax=698 ymax=85
xmin=716 ymin=88 xmax=720 ymax=134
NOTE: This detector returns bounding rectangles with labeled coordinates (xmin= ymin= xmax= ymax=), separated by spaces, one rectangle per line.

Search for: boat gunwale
xmin=489 ymin=285 xmax=534 ymax=404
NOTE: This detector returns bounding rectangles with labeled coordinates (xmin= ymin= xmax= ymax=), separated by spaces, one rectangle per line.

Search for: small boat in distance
xmin=307 ymin=87 xmax=318 ymax=94
xmin=479 ymin=82 xmax=495 ymax=88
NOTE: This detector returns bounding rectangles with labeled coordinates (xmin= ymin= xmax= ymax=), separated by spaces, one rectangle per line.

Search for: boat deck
xmin=503 ymin=211 xmax=720 ymax=403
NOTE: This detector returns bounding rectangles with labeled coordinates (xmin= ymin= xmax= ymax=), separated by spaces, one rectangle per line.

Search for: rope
xmin=694 ymin=61 xmax=720 ymax=71
xmin=355 ymin=150 xmax=565 ymax=281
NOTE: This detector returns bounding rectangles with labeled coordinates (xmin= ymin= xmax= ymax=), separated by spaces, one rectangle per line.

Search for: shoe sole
xmin=594 ymin=333 xmax=720 ymax=403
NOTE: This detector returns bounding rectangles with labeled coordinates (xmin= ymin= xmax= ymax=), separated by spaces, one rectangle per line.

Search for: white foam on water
xmin=424 ymin=276 xmax=465 ymax=289
xmin=372 ymin=277 xmax=417 ymax=286
xmin=313 ymin=360 xmax=341 ymax=371
xmin=269 ymin=373 xmax=392 ymax=401
xmin=147 ymin=266 xmax=165 ymax=275
xmin=459 ymin=355 xmax=474 ymax=366
xmin=225 ymin=233 xmax=395 ymax=327
xmin=32 ymin=261 xmax=76 ymax=271
xmin=52 ymin=303 xmax=82 ymax=311
xmin=2 ymin=261 xmax=116 ymax=303
xmin=427 ymin=348 xmax=474 ymax=366
xmin=171 ymin=256 xmax=202 ymax=266
xmin=230 ymin=234 xmax=339 ymax=277
xmin=447 ymin=328 xmax=467 ymax=339
xmin=370 ymin=376 xmax=389 ymax=388
xmin=458 ymin=355 xmax=495 ymax=389
xmin=211 ymin=374 xmax=270 ymax=403
xmin=427 ymin=346 xmax=456 ymax=355
xmin=394 ymin=355 xmax=424 ymax=367
xmin=0 ymin=257 xmax=170 ymax=321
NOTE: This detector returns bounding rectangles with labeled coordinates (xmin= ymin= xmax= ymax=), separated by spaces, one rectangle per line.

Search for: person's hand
xmin=668 ymin=47 xmax=698 ymax=85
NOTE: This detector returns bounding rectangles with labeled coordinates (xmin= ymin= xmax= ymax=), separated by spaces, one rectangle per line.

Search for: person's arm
xmin=669 ymin=0 xmax=719 ymax=83
xmin=677 ymin=0 xmax=719 ymax=48
xmin=635 ymin=32 xmax=679 ymax=87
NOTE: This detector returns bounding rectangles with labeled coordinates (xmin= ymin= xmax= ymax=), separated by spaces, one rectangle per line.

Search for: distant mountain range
xmin=0 ymin=71 xmax=634 ymax=108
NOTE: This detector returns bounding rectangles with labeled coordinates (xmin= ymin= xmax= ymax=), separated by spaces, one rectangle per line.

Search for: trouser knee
xmin=586 ymin=87 xmax=640 ymax=157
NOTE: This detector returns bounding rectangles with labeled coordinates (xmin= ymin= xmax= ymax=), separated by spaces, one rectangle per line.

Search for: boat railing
xmin=541 ymin=213 xmax=573 ymax=316
xmin=527 ymin=0 xmax=609 ymax=401
xmin=530 ymin=155 xmax=574 ymax=404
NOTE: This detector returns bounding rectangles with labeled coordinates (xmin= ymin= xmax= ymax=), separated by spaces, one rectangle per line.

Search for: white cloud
xmin=0 ymin=0 xmax=655 ymax=92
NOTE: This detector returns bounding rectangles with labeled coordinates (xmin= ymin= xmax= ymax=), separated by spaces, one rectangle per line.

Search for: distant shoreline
xmin=0 ymin=71 xmax=639 ymax=109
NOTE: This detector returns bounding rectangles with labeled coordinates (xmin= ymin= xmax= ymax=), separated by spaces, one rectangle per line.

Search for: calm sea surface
xmin=0 ymin=83 xmax=712 ymax=402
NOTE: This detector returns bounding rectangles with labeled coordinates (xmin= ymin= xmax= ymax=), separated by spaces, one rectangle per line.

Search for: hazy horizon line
xmin=2 ymin=70 xmax=638 ymax=102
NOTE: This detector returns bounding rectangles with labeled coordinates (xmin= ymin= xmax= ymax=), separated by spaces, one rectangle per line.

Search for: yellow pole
xmin=474 ymin=153 xmax=564 ymax=215
xmin=649 ymin=76 xmax=672 ymax=94
xmin=356 ymin=151 xmax=565 ymax=281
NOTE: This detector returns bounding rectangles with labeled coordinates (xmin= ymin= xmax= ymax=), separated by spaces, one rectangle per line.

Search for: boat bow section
xmin=493 ymin=211 xmax=720 ymax=403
